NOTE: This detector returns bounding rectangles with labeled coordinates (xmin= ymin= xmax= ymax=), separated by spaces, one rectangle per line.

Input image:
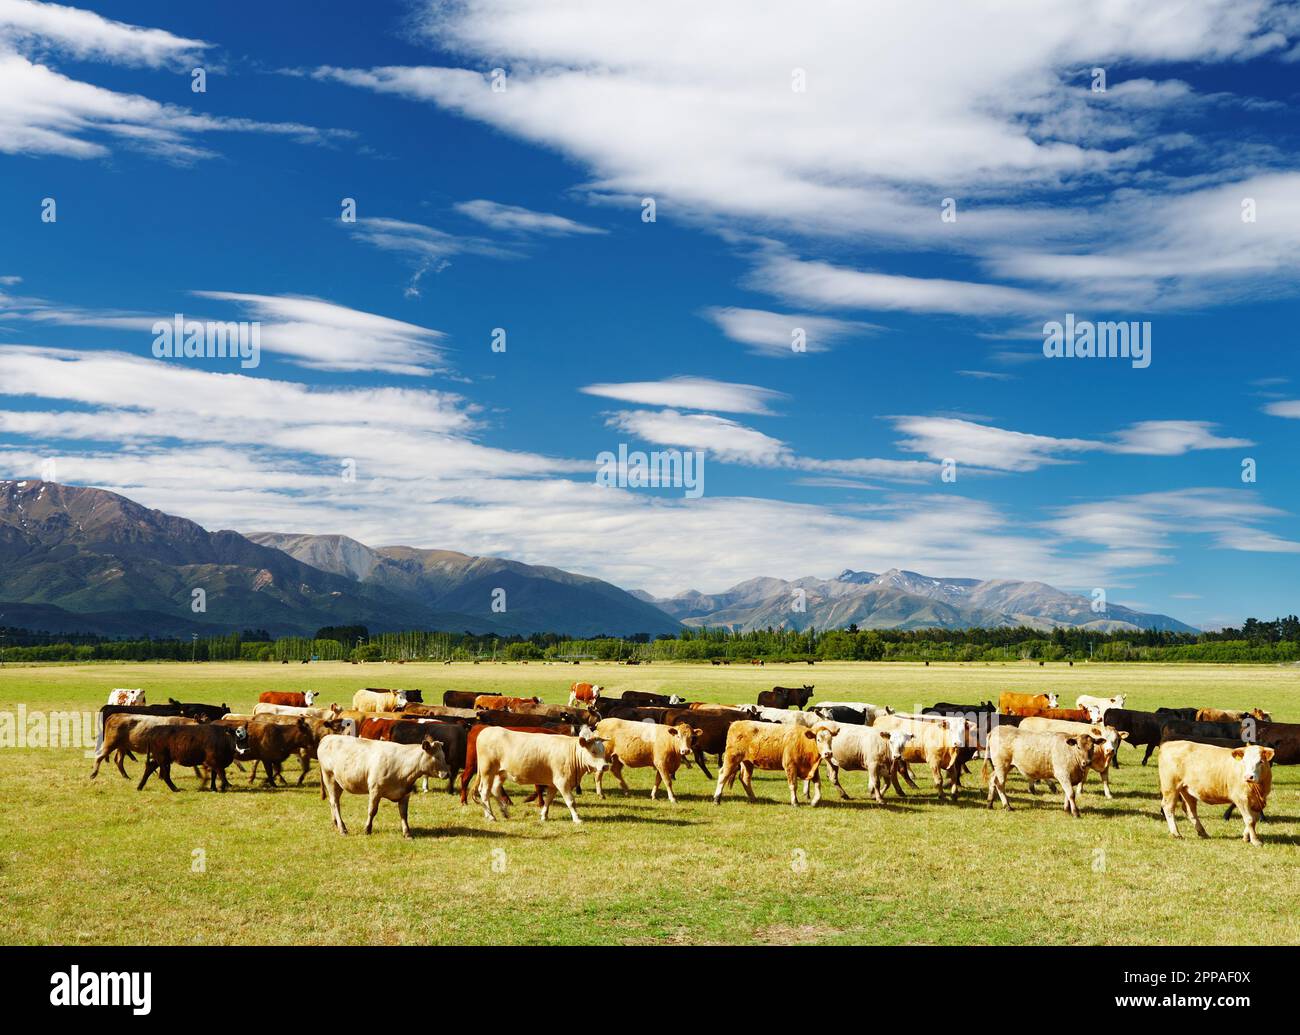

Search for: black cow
xmin=814 ymin=705 xmax=868 ymax=725
xmin=167 ymin=698 xmax=232 ymax=722
xmin=1155 ymin=707 xmax=1199 ymax=722
xmin=618 ymin=690 xmax=688 ymax=707
xmin=757 ymin=685 xmax=815 ymax=710
xmin=925 ymin=700 xmax=995 ymax=714
xmin=1101 ymin=707 xmax=1170 ymax=764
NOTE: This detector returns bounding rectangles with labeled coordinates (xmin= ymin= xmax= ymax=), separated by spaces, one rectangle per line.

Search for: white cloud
xmin=703 ymin=306 xmax=879 ymax=356
xmin=1264 ymin=399 xmax=1300 ymax=418
xmin=890 ymin=416 xmax=1254 ymax=470
xmin=0 ymin=7 xmax=348 ymax=160
xmin=748 ymin=253 xmax=1054 ymax=316
xmin=0 ymin=0 xmax=207 ymax=67
xmin=454 ymin=199 xmax=605 ymax=235
xmin=582 ymin=376 xmax=783 ymax=415
xmin=191 ymin=291 xmax=447 ymax=376
xmin=607 ymin=409 xmax=789 ymax=466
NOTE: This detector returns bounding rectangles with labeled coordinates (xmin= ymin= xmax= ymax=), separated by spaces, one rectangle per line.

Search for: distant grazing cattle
xmin=1197 ymin=707 xmax=1271 ymax=724
xmin=616 ymin=689 xmax=687 ymax=707
xmin=998 ymin=692 xmax=1060 ymax=716
xmin=594 ymin=718 xmax=701 ymax=802
xmin=352 ymin=689 xmax=408 ymax=713
xmin=91 ymin=714 xmax=197 ymax=780
xmin=814 ymin=701 xmax=893 ymax=724
xmin=136 ymin=724 xmax=247 ymax=792
xmin=106 ymin=689 xmax=146 ymax=706
xmin=711 ymin=721 xmax=834 ymax=807
xmin=1019 ymin=718 xmax=1128 ymax=798
xmin=1159 ymin=741 xmax=1273 ymax=846
xmin=756 ymin=685 xmax=815 ymax=710
xmin=475 ymin=727 xmax=609 ymax=823
xmin=984 ymin=727 xmax=1097 ymax=817
xmin=568 ymin=682 xmax=603 ymax=706
xmin=821 ymin=724 xmax=912 ymax=803
xmin=1077 ymin=694 xmax=1126 ymax=718
xmin=258 ymin=691 xmax=319 ymax=708
xmin=317 ymin=735 xmax=449 ymax=837
xmin=473 ymin=694 xmax=542 ymax=711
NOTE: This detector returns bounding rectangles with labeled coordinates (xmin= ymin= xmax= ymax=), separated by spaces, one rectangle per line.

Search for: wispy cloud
xmin=582 ymin=376 xmax=784 ymax=416
xmin=454 ymin=199 xmax=605 ymax=236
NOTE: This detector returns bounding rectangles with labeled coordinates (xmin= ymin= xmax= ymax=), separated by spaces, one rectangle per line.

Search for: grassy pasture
xmin=1 ymin=659 xmax=1298 ymax=946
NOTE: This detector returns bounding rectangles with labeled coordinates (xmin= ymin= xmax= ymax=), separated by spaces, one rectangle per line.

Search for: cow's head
xmin=393 ymin=690 xmax=409 ymax=708
xmin=670 ymin=723 xmax=699 ymax=758
xmin=592 ymin=685 xmax=604 ymax=699
xmin=668 ymin=694 xmax=685 ymax=705
xmin=576 ymin=726 xmax=610 ymax=774
xmin=1234 ymin=744 xmax=1274 ymax=784
xmin=1046 ymin=693 xmax=1059 ymax=708
xmin=1090 ymin=726 xmax=1127 ymax=763
xmin=231 ymin=726 xmax=250 ymax=755
xmin=809 ymin=724 xmax=836 ymax=763
xmin=1065 ymin=734 xmax=1097 ymax=763
xmin=1250 ymin=707 xmax=1272 ymax=722
xmin=1112 ymin=694 xmax=1127 ymax=709
xmin=1084 ymin=703 xmax=1105 ymax=723
xmin=943 ymin=717 xmax=968 ymax=750
xmin=532 ymin=696 xmax=543 ymax=704
xmin=880 ymin=729 xmax=913 ymax=762
xmin=418 ymin=737 xmax=451 ymax=780
xmin=303 ymin=690 xmax=319 ymax=706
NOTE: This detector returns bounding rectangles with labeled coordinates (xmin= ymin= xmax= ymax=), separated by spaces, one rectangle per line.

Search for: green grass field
xmin=1 ymin=659 xmax=1297 ymax=946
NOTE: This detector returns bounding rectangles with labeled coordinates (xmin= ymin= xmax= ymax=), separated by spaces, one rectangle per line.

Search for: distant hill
xmin=0 ymin=481 xmax=1193 ymax=639
xmin=246 ymin=533 xmax=681 ymax=638
xmin=637 ymin=567 xmax=1196 ymax=633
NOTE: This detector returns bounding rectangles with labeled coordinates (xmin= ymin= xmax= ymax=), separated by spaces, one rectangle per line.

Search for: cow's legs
xmin=898 ymin=762 xmax=920 ymax=789
xmin=297 ymin=753 xmax=311 ymax=786
xmin=1061 ymin=780 xmax=1080 ymax=818
xmin=711 ymin=756 xmax=739 ymax=803
xmin=830 ymin=760 xmax=851 ymax=800
xmin=115 ymin=749 xmax=132 ymax=779
xmin=136 ymin=756 xmax=158 ymax=791
xmin=539 ymin=785 xmax=555 ymax=821
xmin=326 ymin=775 xmax=347 ymax=835
xmin=248 ymin=761 xmax=260 ymax=784
xmin=397 ymin=794 xmax=413 ymax=838
xmin=693 ymin=748 xmax=713 ymax=780
xmin=808 ymin=767 xmax=821 ymax=807
xmin=786 ymin=767 xmax=800 ymax=807
xmin=1182 ymin=791 xmax=1208 ymax=839
xmin=159 ymin=760 xmax=180 ymax=793
xmin=1141 ymin=741 xmax=1157 ymax=765
xmin=363 ymin=788 xmax=382 ymax=834
xmin=989 ymin=767 xmax=1011 ymax=810
xmin=1161 ymin=790 xmax=1182 ymax=837
xmin=557 ymin=781 xmax=582 ymax=824
xmin=1241 ymin=802 xmax=1262 ymax=846
xmin=738 ymin=760 xmax=758 ymax=802
xmin=613 ymin=758 xmax=630 ymax=792
xmin=491 ymin=773 xmax=511 ymax=819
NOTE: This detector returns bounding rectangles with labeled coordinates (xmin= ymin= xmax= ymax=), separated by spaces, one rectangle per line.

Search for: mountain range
xmin=0 ymin=481 xmax=1196 ymax=638
xmin=632 ymin=568 xmax=1196 ymax=633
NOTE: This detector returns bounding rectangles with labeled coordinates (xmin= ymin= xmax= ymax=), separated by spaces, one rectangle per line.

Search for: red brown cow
xmin=474 ymin=694 xmax=542 ymax=711
xmin=756 ymin=685 xmax=815 ymax=710
xmin=568 ymin=682 xmax=603 ymax=707
xmin=258 ymin=690 xmax=319 ymax=708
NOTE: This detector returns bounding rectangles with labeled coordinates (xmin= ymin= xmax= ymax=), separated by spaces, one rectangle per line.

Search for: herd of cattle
xmin=92 ymin=681 xmax=1293 ymax=846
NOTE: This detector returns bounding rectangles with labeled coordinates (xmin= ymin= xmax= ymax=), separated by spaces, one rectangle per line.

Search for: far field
xmin=1 ymin=660 xmax=1297 ymax=946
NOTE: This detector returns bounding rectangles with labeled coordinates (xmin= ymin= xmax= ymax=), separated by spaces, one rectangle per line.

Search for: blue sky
xmin=1 ymin=0 xmax=1299 ymax=628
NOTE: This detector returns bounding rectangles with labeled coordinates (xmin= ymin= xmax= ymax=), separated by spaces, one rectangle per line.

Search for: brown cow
xmin=91 ymin=714 xmax=197 ymax=779
xmin=357 ymin=716 xmax=466 ymax=793
xmin=443 ymin=690 xmax=481 ymax=708
xmin=594 ymin=718 xmax=701 ymax=803
xmin=258 ymin=690 xmax=319 ymax=708
xmin=1253 ymin=720 xmax=1300 ymax=766
xmin=137 ymin=724 xmax=247 ymax=792
xmin=242 ymin=716 xmax=335 ymax=786
xmin=756 ymin=685 xmax=815 ymax=710
xmin=1197 ymin=707 xmax=1272 ymax=724
xmin=474 ymin=694 xmax=542 ymax=711
xmin=711 ymin=720 xmax=834 ymax=806
xmin=568 ymin=682 xmax=603 ymax=707
xmin=997 ymin=691 xmax=1060 ymax=717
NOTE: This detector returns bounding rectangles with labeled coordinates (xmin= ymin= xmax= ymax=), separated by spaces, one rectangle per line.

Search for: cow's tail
xmin=980 ymin=757 xmax=991 ymax=785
